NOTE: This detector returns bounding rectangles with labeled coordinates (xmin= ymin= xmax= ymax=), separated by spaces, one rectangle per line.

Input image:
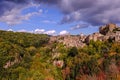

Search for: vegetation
xmin=0 ymin=30 xmax=120 ymax=80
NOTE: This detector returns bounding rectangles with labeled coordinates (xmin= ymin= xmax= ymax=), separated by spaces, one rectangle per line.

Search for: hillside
xmin=0 ymin=23 xmax=120 ymax=80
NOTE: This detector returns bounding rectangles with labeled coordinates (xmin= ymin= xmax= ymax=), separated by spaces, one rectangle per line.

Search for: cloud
xmin=17 ymin=29 xmax=28 ymax=32
xmin=35 ymin=0 xmax=59 ymax=4
xmin=0 ymin=0 xmax=42 ymax=25
xmin=61 ymin=11 xmax=81 ymax=24
xmin=1 ymin=0 xmax=120 ymax=26
xmin=34 ymin=29 xmax=45 ymax=34
xmin=42 ymin=20 xmax=56 ymax=24
xmin=45 ymin=30 xmax=56 ymax=35
xmin=0 ymin=0 xmax=29 ymax=16
xmin=59 ymin=30 xmax=69 ymax=35
xmin=0 ymin=8 xmax=42 ymax=25
xmin=7 ymin=29 xmax=13 ymax=31
xmin=38 ymin=0 xmax=120 ymax=26
xmin=5 ymin=0 xmax=29 ymax=3
xmin=34 ymin=29 xmax=56 ymax=35
xmin=7 ymin=28 xmax=56 ymax=35
xmin=71 ymin=24 xmax=89 ymax=30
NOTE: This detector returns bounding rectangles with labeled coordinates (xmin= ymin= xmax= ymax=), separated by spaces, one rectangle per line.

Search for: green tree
xmin=68 ymin=47 xmax=78 ymax=57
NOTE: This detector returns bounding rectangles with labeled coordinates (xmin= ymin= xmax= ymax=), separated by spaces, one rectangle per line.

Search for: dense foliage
xmin=0 ymin=30 xmax=120 ymax=80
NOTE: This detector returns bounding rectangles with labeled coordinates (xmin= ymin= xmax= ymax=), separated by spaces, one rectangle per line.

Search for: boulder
xmin=99 ymin=23 xmax=117 ymax=35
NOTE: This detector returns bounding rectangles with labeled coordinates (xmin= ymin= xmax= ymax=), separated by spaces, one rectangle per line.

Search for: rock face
xmin=85 ymin=32 xmax=103 ymax=44
xmin=99 ymin=23 xmax=117 ymax=35
xmin=59 ymin=35 xmax=86 ymax=47
xmin=50 ymin=23 xmax=120 ymax=47
xmin=50 ymin=34 xmax=86 ymax=48
xmin=3 ymin=53 xmax=22 ymax=68
xmin=99 ymin=23 xmax=120 ymax=42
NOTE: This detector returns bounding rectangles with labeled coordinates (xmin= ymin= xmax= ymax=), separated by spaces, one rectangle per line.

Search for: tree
xmin=68 ymin=47 xmax=78 ymax=57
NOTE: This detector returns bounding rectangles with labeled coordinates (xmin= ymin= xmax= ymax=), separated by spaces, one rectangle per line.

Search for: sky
xmin=0 ymin=0 xmax=120 ymax=35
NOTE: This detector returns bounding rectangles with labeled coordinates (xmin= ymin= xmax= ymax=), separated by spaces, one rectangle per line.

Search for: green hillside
xmin=0 ymin=30 xmax=120 ymax=80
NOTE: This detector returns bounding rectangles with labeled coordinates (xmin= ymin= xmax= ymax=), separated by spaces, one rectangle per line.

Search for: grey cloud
xmin=0 ymin=0 xmax=42 ymax=25
xmin=61 ymin=11 xmax=81 ymax=24
xmin=0 ymin=0 xmax=30 ymax=16
xmin=37 ymin=0 xmax=96 ymax=14
xmin=35 ymin=0 xmax=59 ymax=4
xmin=37 ymin=0 xmax=120 ymax=26
xmin=59 ymin=0 xmax=97 ymax=14
xmin=0 ymin=10 xmax=42 ymax=25
xmin=5 ymin=0 xmax=29 ymax=3
xmin=62 ymin=0 xmax=120 ymax=25
xmin=0 ymin=1 xmax=15 ymax=16
xmin=1 ymin=0 xmax=120 ymax=26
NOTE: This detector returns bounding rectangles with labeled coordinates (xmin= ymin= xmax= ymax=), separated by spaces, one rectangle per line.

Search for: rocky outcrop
xmin=85 ymin=23 xmax=120 ymax=43
xmin=85 ymin=32 xmax=103 ymax=44
xmin=99 ymin=23 xmax=117 ymax=35
xmin=50 ymin=23 xmax=120 ymax=47
xmin=50 ymin=34 xmax=86 ymax=48
xmin=59 ymin=35 xmax=86 ymax=47
xmin=3 ymin=53 xmax=22 ymax=69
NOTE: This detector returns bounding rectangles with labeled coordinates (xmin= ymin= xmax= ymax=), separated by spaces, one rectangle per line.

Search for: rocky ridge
xmin=50 ymin=23 xmax=120 ymax=47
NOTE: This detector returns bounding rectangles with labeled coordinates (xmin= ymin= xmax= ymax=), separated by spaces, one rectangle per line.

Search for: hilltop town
xmin=50 ymin=23 xmax=120 ymax=47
